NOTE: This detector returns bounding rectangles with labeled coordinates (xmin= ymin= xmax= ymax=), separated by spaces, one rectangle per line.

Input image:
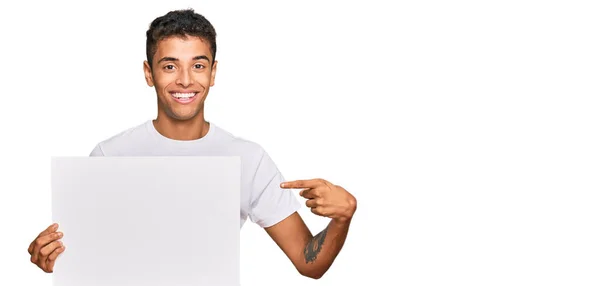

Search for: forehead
xmin=155 ymin=35 xmax=212 ymax=61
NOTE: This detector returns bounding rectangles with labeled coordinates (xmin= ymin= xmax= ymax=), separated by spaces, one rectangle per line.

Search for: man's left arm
xmin=265 ymin=179 xmax=357 ymax=279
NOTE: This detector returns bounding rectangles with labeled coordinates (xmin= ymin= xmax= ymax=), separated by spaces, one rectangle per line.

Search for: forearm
xmin=299 ymin=218 xmax=352 ymax=279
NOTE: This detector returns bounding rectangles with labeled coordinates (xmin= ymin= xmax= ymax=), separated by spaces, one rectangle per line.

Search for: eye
xmin=163 ymin=64 xmax=176 ymax=70
xmin=194 ymin=64 xmax=205 ymax=69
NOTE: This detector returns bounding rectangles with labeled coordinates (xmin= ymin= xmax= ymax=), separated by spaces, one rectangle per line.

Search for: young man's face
xmin=143 ymin=35 xmax=217 ymax=121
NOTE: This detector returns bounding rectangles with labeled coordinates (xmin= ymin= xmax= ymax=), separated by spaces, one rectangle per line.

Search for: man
xmin=27 ymin=9 xmax=357 ymax=280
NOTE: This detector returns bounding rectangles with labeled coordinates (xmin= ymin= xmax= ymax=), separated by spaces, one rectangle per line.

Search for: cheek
xmin=155 ymin=77 xmax=175 ymax=92
xmin=194 ymin=73 xmax=211 ymax=85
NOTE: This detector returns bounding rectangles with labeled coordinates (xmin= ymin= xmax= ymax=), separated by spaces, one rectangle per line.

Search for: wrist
xmin=332 ymin=206 xmax=356 ymax=225
xmin=332 ymin=216 xmax=353 ymax=226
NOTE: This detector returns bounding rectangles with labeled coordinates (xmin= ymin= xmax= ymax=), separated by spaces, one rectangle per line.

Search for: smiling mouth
xmin=170 ymin=92 xmax=198 ymax=104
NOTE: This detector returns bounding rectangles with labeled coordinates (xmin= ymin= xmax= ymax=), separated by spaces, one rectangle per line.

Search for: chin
xmin=167 ymin=110 xmax=201 ymax=121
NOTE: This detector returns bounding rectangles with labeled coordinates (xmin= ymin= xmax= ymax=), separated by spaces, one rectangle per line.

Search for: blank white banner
xmin=51 ymin=156 xmax=241 ymax=286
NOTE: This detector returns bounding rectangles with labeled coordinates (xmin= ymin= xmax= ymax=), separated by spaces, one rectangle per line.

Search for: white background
xmin=1 ymin=0 xmax=599 ymax=285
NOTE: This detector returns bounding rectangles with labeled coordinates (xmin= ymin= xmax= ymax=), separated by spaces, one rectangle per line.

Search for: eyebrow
xmin=157 ymin=55 xmax=210 ymax=63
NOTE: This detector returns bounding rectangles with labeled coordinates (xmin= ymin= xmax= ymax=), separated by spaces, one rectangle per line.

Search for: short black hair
xmin=146 ymin=9 xmax=217 ymax=68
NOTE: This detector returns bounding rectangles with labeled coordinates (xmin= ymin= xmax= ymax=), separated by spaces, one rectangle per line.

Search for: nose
xmin=176 ymin=69 xmax=192 ymax=87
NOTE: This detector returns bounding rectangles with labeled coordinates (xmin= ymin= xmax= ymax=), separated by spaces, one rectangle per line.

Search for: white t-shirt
xmin=89 ymin=120 xmax=301 ymax=229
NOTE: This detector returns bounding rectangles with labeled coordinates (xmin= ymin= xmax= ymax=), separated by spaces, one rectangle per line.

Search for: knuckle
xmin=313 ymin=189 xmax=321 ymax=196
xmin=347 ymin=195 xmax=357 ymax=208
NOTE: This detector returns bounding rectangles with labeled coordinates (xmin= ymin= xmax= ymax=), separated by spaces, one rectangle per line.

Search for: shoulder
xmin=210 ymin=124 xmax=282 ymax=173
xmin=212 ymin=123 xmax=267 ymax=156
xmin=90 ymin=121 xmax=150 ymax=156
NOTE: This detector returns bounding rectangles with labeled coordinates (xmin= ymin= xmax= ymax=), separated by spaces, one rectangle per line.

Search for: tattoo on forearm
xmin=304 ymin=226 xmax=329 ymax=263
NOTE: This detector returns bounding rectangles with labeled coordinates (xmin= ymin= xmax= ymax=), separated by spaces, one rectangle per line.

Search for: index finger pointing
xmin=280 ymin=179 xmax=322 ymax=189
xmin=280 ymin=180 xmax=304 ymax=189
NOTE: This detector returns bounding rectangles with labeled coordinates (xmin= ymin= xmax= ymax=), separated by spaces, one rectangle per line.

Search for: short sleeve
xmin=248 ymin=148 xmax=301 ymax=228
xmin=89 ymin=144 xmax=105 ymax=156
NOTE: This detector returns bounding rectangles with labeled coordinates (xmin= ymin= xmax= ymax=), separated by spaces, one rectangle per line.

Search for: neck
xmin=153 ymin=112 xmax=209 ymax=141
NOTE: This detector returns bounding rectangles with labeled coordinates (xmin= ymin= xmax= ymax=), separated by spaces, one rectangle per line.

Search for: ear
xmin=210 ymin=60 xmax=218 ymax=87
xmin=143 ymin=61 xmax=154 ymax=87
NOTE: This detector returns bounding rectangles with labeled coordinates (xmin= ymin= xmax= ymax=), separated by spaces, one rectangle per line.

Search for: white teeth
xmin=173 ymin=92 xmax=196 ymax=99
